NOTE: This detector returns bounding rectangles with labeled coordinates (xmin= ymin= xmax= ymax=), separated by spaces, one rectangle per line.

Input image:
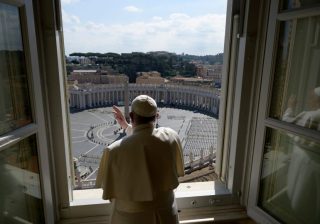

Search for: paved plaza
xmin=70 ymin=106 xmax=218 ymax=182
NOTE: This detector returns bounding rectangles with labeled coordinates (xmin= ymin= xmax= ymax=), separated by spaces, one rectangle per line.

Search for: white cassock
xmin=96 ymin=123 xmax=184 ymax=224
xmin=283 ymin=108 xmax=320 ymax=223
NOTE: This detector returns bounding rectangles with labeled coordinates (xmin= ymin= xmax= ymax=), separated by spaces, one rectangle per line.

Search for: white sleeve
xmin=283 ymin=108 xmax=306 ymax=125
xmin=282 ymin=108 xmax=295 ymax=122
xmin=125 ymin=124 xmax=133 ymax=136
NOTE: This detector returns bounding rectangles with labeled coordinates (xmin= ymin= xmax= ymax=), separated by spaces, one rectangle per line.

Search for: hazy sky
xmin=61 ymin=0 xmax=227 ymax=56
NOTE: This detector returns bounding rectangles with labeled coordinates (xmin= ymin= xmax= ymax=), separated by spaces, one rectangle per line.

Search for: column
xmin=79 ymin=93 xmax=83 ymax=109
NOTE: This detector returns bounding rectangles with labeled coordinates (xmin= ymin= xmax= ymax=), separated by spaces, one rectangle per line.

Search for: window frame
xmin=32 ymin=0 xmax=274 ymax=222
xmin=247 ymin=0 xmax=320 ymax=223
xmin=0 ymin=0 xmax=55 ymax=222
xmin=219 ymin=0 xmax=273 ymax=207
xmin=58 ymin=0 xmax=243 ymax=220
xmin=61 ymin=0 xmax=241 ymax=216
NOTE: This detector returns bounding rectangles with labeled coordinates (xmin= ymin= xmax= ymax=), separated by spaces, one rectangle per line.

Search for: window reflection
xmin=270 ymin=16 xmax=320 ymax=131
xmin=260 ymin=13 xmax=320 ymax=224
xmin=0 ymin=135 xmax=44 ymax=223
xmin=259 ymin=128 xmax=320 ymax=224
xmin=282 ymin=0 xmax=320 ymax=10
xmin=0 ymin=3 xmax=32 ymax=135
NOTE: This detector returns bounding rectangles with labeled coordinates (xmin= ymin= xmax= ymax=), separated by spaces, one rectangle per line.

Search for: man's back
xmin=96 ymin=95 xmax=184 ymax=224
xmin=96 ymin=124 xmax=184 ymax=224
xmin=99 ymin=124 xmax=184 ymax=201
xmin=110 ymin=124 xmax=184 ymax=194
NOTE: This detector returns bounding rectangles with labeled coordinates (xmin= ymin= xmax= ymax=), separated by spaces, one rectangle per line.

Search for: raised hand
xmin=112 ymin=105 xmax=129 ymax=129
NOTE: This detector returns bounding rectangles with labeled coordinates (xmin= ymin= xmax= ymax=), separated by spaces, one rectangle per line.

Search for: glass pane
xmin=0 ymin=3 xmax=32 ymax=135
xmin=270 ymin=16 xmax=320 ymax=131
xmin=282 ymin=0 xmax=320 ymax=10
xmin=0 ymin=135 xmax=44 ymax=223
xmin=259 ymin=128 xmax=320 ymax=224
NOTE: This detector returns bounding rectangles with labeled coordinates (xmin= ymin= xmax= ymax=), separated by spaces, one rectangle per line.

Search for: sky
xmin=61 ymin=0 xmax=227 ymax=56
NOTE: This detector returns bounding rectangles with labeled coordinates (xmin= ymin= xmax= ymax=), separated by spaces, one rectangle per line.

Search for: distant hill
xmin=68 ymin=51 xmax=223 ymax=82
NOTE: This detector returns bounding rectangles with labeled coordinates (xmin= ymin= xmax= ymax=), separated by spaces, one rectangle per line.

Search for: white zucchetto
xmin=131 ymin=95 xmax=157 ymax=117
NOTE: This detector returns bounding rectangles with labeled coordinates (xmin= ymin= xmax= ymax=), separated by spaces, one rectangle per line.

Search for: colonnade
xmin=69 ymin=84 xmax=220 ymax=116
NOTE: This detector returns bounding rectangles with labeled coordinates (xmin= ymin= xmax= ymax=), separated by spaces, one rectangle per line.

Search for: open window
xmin=0 ymin=0 xmax=54 ymax=222
xmin=248 ymin=0 xmax=320 ymax=223
xmin=62 ymin=1 xmax=226 ymax=191
xmin=60 ymin=0 xmax=238 ymax=214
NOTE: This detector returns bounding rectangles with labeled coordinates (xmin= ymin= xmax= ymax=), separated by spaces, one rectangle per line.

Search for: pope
xmin=96 ymin=95 xmax=184 ymax=224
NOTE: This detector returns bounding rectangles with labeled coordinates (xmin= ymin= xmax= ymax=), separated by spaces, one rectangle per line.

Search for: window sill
xmin=176 ymin=181 xmax=229 ymax=197
xmin=60 ymin=181 xmax=237 ymax=221
xmin=70 ymin=181 xmax=230 ymax=206
xmin=71 ymin=188 xmax=106 ymax=206
xmin=59 ymin=205 xmax=247 ymax=224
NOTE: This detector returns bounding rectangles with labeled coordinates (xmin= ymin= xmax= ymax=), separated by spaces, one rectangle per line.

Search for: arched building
xmin=69 ymin=83 xmax=220 ymax=116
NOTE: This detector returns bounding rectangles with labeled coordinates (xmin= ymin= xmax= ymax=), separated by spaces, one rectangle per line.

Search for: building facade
xmin=68 ymin=70 xmax=128 ymax=84
xmin=69 ymin=83 xmax=220 ymax=116
xmin=136 ymin=71 xmax=167 ymax=84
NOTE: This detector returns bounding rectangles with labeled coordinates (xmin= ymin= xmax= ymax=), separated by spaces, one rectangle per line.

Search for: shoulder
xmin=155 ymin=127 xmax=180 ymax=143
xmin=156 ymin=127 xmax=177 ymax=135
xmin=107 ymin=134 xmax=136 ymax=151
xmin=308 ymin=109 xmax=320 ymax=118
xmin=297 ymin=110 xmax=320 ymax=122
xmin=107 ymin=138 xmax=125 ymax=151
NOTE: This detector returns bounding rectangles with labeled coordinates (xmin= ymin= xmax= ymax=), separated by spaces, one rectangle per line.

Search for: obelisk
xmin=124 ymin=81 xmax=130 ymax=121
